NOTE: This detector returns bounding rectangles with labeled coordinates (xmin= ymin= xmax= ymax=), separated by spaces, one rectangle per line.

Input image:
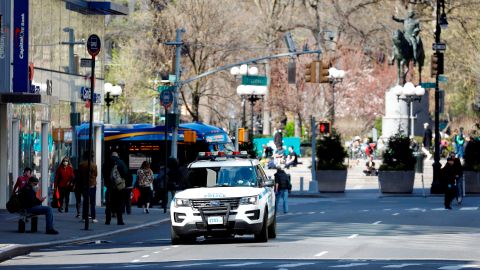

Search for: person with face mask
xmin=18 ymin=176 xmax=59 ymax=234
xmin=54 ymin=157 xmax=75 ymax=213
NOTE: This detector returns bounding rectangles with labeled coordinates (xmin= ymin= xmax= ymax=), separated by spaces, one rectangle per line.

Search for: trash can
xmin=414 ymin=152 xmax=424 ymax=173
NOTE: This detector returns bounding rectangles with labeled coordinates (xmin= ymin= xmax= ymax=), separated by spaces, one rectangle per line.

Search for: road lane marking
xmin=276 ymin=262 xmax=315 ymax=268
xmin=315 ymin=251 xmax=329 ymax=257
xmin=141 ymin=255 xmax=150 ymax=258
xmin=406 ymin=208 xmax=426 ymax=212
xmin=221 ymin=262 xmax=263 ymax=267
xmin=432 ymin=208 xmax=447 ymax=211
xmin=60 ymin=267 xmax=92 ymax=269
xmin=131 ymin=260 xmax=140 ymax=263
xmin=348 ymin=234 xmax=359 ymax=239
xmin=170 ymin=263 xmax=212 ymax=268
xmin=153 ymin=251 xmax=160 ymax=254
xmin=383 ymin=263 xmax=422 ymax=268
xmin=392 ymin=213 xmax=400 ymax=216
xmin=361 ymin=210 xmax=369 ymax=212
xmin=373 ymin=221 xmax=382 ymax=225
xmin=460 ymin=207 xmax=478 ymax=211
xmin=320 ymin=211 xmax=326 ymax=214
xmin=383 ymin=209 xmax=392 ymax=211
xmin=438 ymin=265 xmax=480 ymax=270
xmin=330 ymin=263 xmax=369 ymax=268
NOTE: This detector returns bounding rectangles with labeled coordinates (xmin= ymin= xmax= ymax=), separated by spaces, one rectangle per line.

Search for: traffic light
xmin=431 ymin=52 xmax=444 ymax=78
xmin=305 ymin=62 xmax=316 ymax=83
xmin=319 ymin=60 xmax=331 ymax=83
xmin=318 ymin=121 xmax=331 ymax=135
xmin=238 ymin=128 xmax=248 ymax=143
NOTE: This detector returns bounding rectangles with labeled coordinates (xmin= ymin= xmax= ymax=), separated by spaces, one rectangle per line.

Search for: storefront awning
xmin=64 ymin=0 xmax=128 ymax=15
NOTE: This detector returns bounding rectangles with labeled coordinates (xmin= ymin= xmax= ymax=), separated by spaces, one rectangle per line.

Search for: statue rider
xmin=392 ymin=10 xmax=421 ymax=65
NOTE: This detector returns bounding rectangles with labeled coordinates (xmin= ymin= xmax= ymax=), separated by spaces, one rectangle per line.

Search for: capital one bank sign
xmin=12 ymin=0 xmax=29 ymax=93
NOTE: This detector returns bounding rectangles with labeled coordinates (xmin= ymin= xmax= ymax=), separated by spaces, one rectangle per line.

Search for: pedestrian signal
xmin=238 ymin=128 xmax=248 ymax=143
xmin=318 ymin=121 xmax=331 ymax=135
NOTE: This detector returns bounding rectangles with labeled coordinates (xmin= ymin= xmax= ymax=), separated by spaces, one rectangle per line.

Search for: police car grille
xmin=191 ymin=198 xmax=240 ymax=210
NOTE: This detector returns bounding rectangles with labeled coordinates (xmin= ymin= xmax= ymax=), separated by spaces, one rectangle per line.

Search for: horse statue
xmin=390 ymin=29 xmax=425 ymax=85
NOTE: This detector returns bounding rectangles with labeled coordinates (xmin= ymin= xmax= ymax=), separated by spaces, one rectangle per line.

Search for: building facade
xmin=0 ymin=0 xmax=127 ymax=209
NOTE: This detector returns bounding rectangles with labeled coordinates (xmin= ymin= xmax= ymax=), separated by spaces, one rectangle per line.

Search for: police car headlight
xmin=175 ymin=198 xmax=191 ymax=207
xmin=239 ymin=196 xmax=258 ymax=205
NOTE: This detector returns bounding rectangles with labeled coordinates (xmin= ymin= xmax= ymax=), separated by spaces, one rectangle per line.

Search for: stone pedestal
xmin=382 ymin=88 xmax=408 ymax=138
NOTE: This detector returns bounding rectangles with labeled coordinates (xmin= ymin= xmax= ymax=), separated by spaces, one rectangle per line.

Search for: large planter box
xmin=378 ymin=170 xmax=415 ymax=194
xmin=316 ymin=170 xmax=347 ymax=193
xmin=464 ymin=171 xmax=480 ymax=194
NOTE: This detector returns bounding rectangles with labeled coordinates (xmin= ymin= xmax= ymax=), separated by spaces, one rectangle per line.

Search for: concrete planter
xmin=464 ymin=171 xmax=480 ymax=194
xmin=378 ymin=170 xmax=415 ymax=194
xmin=316 ymin=170 xmax=347 ymax=193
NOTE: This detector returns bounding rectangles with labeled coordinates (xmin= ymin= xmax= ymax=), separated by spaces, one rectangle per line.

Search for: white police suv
xmin=170 ymin=151 xmax=276 ymax=244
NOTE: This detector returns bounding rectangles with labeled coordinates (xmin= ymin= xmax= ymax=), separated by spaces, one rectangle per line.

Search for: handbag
xmin=50 ymin=188 xmax=60 ymax=208
xmin=7 ymin=193 xmax=21 ymax=213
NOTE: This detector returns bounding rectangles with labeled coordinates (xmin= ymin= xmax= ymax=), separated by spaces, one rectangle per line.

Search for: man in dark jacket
xmin=103 ymin=152 xmax=128 ymax=225
xmin=442 ymin=157 xmax=457 ymax=210
xmin=274 ymin=167 xmax=291 ymax=214
xmin=18 ymin=177 xmax=59 ymax=234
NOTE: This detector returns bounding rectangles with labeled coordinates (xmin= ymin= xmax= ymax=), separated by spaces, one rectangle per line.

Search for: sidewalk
xmin=0 ymin=205 xmax=169 ymax=262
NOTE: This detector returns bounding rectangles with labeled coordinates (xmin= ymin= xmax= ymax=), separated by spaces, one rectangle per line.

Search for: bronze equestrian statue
xmin=390 ymin=11 xmax=425 ymax=85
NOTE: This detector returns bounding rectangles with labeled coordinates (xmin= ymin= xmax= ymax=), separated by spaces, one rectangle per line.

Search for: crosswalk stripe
xmin=383 ymin=263 xmax=422 ymax=268
xmin=459 ymin=207 xmax=478 ymax=211
xmin=438 ymin=265 xmax=480 ymax=270
xmin=315 ymin=251 xmax=329 ymax=257
xmin=329 ymin=263 xmax=369 ymax=268
xmin=276 ymin=263 xmax=315 ymax=268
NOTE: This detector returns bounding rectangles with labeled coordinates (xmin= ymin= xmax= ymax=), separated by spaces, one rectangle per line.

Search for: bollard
xmin=300 ymin=177 xmax=304 ymax=192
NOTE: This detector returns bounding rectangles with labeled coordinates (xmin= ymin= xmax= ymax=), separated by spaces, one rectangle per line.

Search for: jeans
xmin=276 ymin=189 xmax=289 ymax=213
xmin=82 ymin=187 xmax=96 ymax=219
xmin=27 ymin=205 xmax=54 ymax=231
xmin=456 ymin=145 xmax=464 ymax=159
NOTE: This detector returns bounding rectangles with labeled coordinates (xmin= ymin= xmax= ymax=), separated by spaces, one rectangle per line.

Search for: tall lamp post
xmin=328 ymin=67 xmax=345 ymax=126
xmin=392 ymin=82 xmax=425 ymax=137
xmin=230 ymin=65 xmax=266 ymax=137
xmin=103 ymin=83 xmax=122 ymax=124
xmin=432 ymin=0 xmax=448 ymax=193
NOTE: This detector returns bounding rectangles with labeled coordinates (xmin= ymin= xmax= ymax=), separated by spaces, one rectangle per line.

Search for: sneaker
xmin=58 ymin=208 xmax=63 ymax=213
xmin=76 ymin=214 xmax=80 ymax=218
xmin=46 ymin=229 xmax=59 ymax=235
xmin=92 ymin=219 xmax=98 ymax=223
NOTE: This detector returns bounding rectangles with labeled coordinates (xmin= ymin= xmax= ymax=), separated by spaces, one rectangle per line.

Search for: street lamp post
xmin=230 ymin=65 xmax=265 ymax=137
xmin=328 ymin=67 xmax=345 ymax=126
xmin=104 ymin=83 xmax=123 ymax=124
xmin=392 ymin=82 xmax=425 ymax=137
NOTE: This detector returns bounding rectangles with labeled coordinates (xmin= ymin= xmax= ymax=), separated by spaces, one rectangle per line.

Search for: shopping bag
xmin=131 ymin=187 xmax=140 ymax=205
xmin=50 ymin=188 xmax=60 ymax=208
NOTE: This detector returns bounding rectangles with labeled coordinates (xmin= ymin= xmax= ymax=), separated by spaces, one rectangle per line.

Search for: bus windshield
xmin=186 ymin=166 xmax=258 ymax=188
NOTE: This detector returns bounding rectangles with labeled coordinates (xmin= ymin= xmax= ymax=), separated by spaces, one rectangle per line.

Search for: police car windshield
xmin=186 ymin=166 xmax=258 ymax=188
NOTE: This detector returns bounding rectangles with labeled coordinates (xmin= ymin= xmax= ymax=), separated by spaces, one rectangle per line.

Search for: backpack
xmin=277 ymin=172 xmax=291 ymax=190
xmin=111 ymin=164 xmax=126 ymax=190
xmin=6 ymin=193 xmax=21 ymax=213
xmin=456 ymin=134 xmax=465 ymax=145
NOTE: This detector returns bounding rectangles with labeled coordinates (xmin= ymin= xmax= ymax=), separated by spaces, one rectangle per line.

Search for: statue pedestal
xmin=382 ymin=88 xmax=408 ymax=138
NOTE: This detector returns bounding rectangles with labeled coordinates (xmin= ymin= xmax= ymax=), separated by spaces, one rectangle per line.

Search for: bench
xmin=18 ymin=210 xmax=38 ymax=233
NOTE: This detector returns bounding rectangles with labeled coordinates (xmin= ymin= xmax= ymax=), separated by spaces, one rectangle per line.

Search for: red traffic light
xmin=318 ymin=121 xmax=331 ymax=135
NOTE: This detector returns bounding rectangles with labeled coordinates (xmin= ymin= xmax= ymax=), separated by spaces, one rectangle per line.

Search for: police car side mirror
xmin=264 ymin=179 xmax=274 ymax=187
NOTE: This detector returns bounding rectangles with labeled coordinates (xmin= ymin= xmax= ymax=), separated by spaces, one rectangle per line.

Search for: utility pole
xmin=165 ymin=28 xmax=185 ymax=160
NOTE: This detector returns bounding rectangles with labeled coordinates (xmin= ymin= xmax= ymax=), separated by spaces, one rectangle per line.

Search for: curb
xmin=0 ymin=217 xmax=170 ymax=263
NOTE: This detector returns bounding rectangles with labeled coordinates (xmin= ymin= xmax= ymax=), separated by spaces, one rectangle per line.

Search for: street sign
xmin=168 ymin=74 xmax=177 ymax=82
xmin=160 ymin=89 xmax=174 ymax=108
xmin=242 ymin=75 xmax=268 ymax=86
xmin=438 ymin=75 xmax=448 ymax=82
xmin=432 ymin=42 xmax=446 ymax=51
xmin=80 ymin=87 xmax=101 ymax=104
xmin=157 ymin=85 xmax=174 ymax=92
xmin=87 ymin=34 xmax=101 ymax=57
xmin=420 ymin=82 xmax=436 ymax=88
xmin=80 ymin=58 xmax=92 ymax=67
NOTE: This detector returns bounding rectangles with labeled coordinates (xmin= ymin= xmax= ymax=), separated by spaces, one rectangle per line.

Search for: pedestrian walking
xmin=78 ymin=151 xmax=98 ymax=223
xmin=73 ymin=171 xmax=83 ymax=218
xmin=422 ymin=123 xmax=432 ymax=160
xmin=18 ymin=176 xmax=59 ymax=234
xmin=137 ymin=161 xmax=154 ymax=213
xmin=274 ymin=128 xmax=283 ymax=150
xmin=441 ymin=157 xmax=457 ymax=210
xmin=448 ymin=152 xmax=464 ymax=205
xmin=274 ymin=166 xmax=291 ymax=214
xmin=54 ymin=157 xmax=75 ymax=213
xmin=103 ymin=152 xmax=127 ymax=225
xmin=454 ymin=127 xmax=466 ymax=159
xmin=13 ymin=167 xmax=32 ymax=194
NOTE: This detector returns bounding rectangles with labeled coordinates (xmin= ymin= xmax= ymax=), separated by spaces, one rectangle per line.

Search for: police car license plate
xmin=207 ymin=216 xmax=223 ymax=225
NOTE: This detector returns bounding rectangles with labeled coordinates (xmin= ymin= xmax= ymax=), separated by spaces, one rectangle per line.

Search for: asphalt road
xmin=2 ymin=195 xmax=480 ymax=270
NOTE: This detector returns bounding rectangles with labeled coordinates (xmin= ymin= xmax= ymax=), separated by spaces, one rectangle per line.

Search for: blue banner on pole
xmin=13 ymin=0 xmax=29 ymax=93
xmin=0 ymin=0 xmax=12 ymax=93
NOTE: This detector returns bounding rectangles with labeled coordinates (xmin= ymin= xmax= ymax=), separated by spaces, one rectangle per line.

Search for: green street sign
xmin=157 ymin=85 xmax=174 ymax=92
xmin=242 ymin=75 xmax=268 ymax=86
xmin=438 ymin=75 xmax=448 ymax=82
xmin=420 ymin=82 xmax=436 ymax=89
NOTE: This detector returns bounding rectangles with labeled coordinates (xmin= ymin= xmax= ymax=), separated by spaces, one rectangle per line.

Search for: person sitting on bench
xmin=285 ymin=146 xmax=298 ymax=169
xmin=18 ymin=176 xmax=59 ymax=235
